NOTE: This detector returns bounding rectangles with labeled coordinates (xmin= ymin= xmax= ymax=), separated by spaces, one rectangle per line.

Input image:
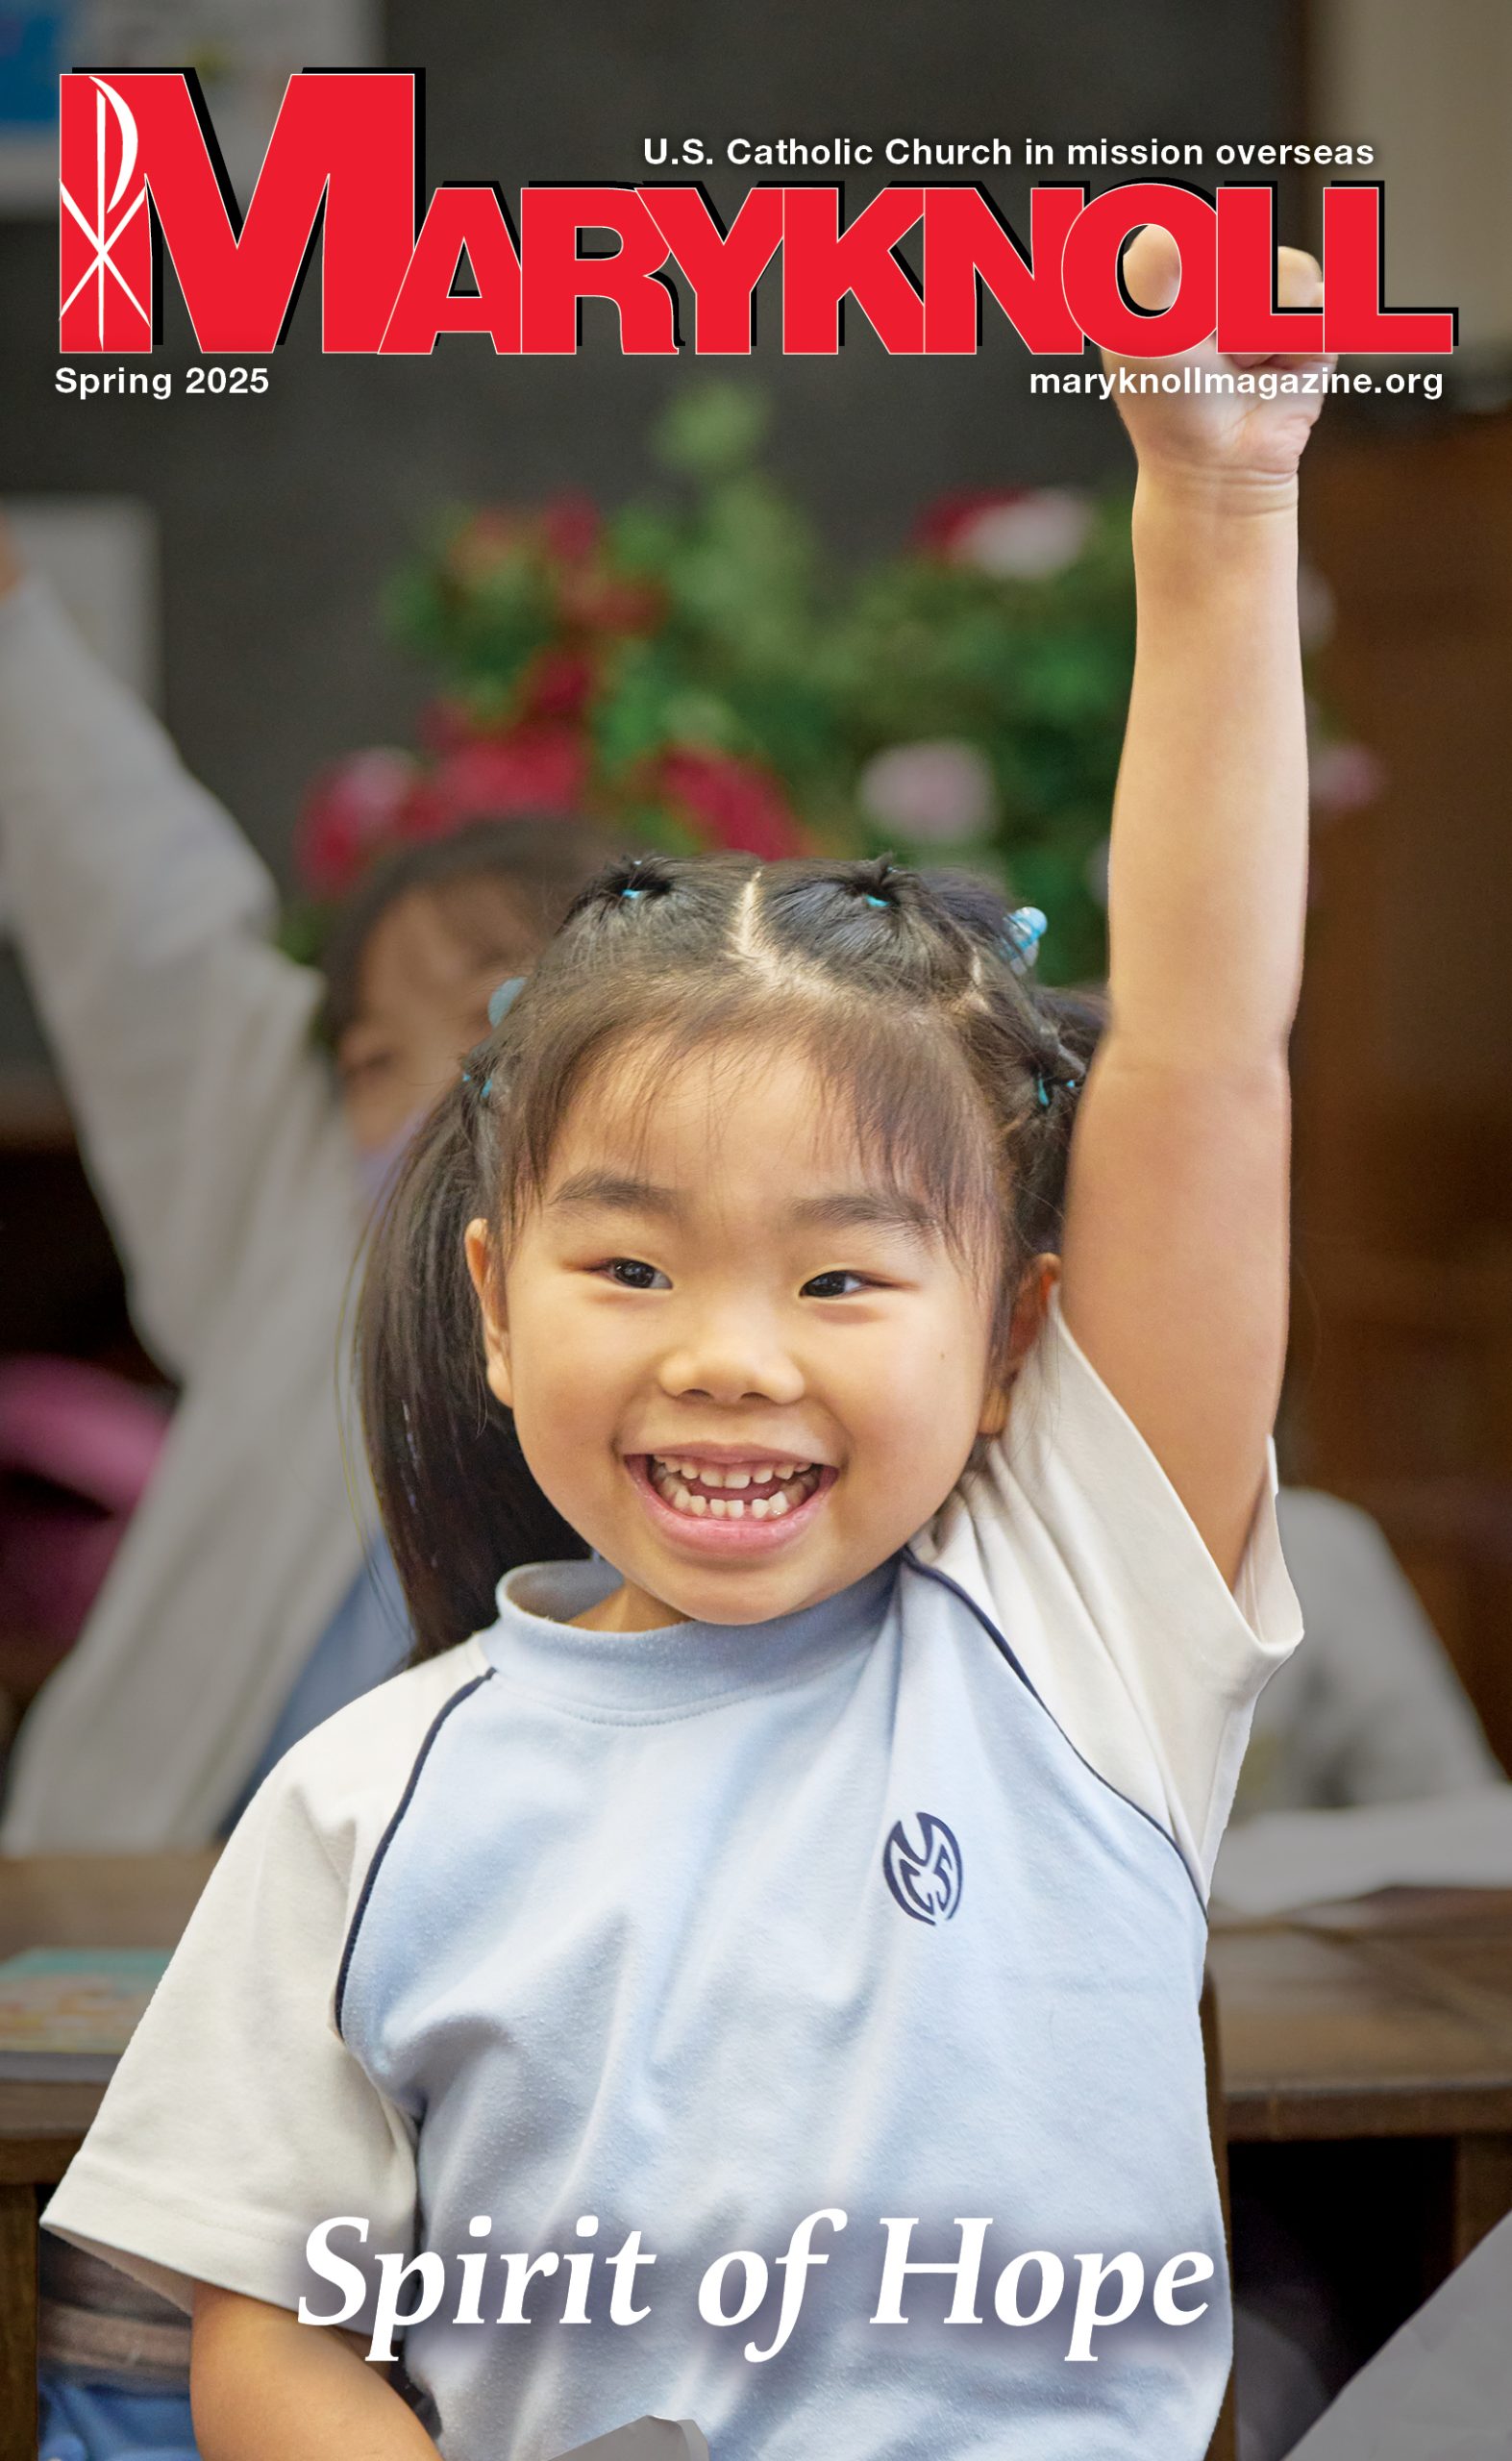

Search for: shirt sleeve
xmin=40 ymin=1723 xmax=421 ymax=2320
xmin=914 ymin=1293 xmax=1303 ymax=1892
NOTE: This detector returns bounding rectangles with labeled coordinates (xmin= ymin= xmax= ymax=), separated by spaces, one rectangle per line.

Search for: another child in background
xmin=0 ymin=513 xmax=619 ymax=1857
xmin=1239 ymin=1487 xmax=1502 ymax=1817
xmin=44 ymin=228 xmax=1326 ymax=2459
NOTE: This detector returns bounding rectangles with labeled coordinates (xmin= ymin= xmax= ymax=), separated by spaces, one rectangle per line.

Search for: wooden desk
xmin=0 ymin=1854 xmax=215 ymax=2460
xmin=3 ymin=1866 xmax=1512 ymax=2461
xmin=1211 ymin=1888 xmax=1512 ymax=2263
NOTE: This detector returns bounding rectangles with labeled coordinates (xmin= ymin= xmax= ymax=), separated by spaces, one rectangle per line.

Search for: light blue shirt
xmin=336 ymin=1550 xmax=1225 ymax=2458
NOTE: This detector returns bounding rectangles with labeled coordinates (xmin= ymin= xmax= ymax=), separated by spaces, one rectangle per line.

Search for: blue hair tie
xmin=863 ymin=893 xmax=890 ymax=909
xmin=621 ymin=884 xmax=649 ymax=901
xmin=461 ymin=975 xmax=525 ymax=1094
xmin=1034 ymin=1070 xmax=1083 ymax=1109
xmin=1000 ymin=906 xmax=1048 ymax=974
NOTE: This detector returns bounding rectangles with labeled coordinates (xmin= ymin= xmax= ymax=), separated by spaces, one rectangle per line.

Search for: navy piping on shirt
xmin=900 ymin=1547 xmax=1208 ymax=1916
xmin=335 ymin=1669 xmax=495 ymax=2040
xmin=335 ymin=1554 xmax=1206 ymax=2041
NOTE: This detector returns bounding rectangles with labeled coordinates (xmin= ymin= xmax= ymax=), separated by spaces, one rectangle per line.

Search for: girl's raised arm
xmin=1056 ymin=226 xmax=1328 ymax=1584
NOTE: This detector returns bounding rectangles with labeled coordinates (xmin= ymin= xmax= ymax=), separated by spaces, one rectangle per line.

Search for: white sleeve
xmin=37 ymin=1655 xmax=487 ymax=2316
xmin=0 ymin=576 xmax=349 ymax=1378
xmin=914 ymin=1293 xmax=1303 ymax=1892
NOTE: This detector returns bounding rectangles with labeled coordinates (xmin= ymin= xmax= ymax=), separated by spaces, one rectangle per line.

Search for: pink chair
xmin=0 ymin=1357 xmax=169 ymax=1704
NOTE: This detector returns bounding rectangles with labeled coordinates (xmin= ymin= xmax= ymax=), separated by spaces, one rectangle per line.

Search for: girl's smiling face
xmin=466 ymin=1042 xmax=1013 ymax=1632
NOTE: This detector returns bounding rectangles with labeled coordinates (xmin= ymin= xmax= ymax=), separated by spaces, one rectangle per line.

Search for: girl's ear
xmin=464 ymin=1218 xmax=513 ymax=1410
xmin=978 ymin=1252 xmax=1060 ymax=1438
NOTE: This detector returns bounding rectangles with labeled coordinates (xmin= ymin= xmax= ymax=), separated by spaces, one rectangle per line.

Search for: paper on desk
xmin=1212 ymin=1784 xmax=1512 ymax=1919
xmin=1285 ymin=2206 xmax=1512 ymax=2459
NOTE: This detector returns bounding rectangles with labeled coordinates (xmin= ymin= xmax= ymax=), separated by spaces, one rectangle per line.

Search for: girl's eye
xmin=802 ymin=1269 xmax=873 ymax=1300
xmin=601 ymin=1258 xmax=671 ymax=1291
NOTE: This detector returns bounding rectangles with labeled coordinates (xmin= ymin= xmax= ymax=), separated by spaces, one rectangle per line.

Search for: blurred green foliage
xmin=385 ymin=383 xmax=1140 ymax=982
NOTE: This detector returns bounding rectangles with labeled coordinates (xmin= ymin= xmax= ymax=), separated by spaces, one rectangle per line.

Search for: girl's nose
xmin=657 ymin=1319 xmax=806 ymax=1409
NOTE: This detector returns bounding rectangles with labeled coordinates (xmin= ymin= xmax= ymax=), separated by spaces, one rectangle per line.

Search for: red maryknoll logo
xmin=59 ymin=70 xmax=1457 ymax=360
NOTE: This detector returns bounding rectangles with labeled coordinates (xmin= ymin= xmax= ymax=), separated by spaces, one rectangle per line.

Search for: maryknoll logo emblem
xmin=56 ymin=68 xmax=1457 ymax=361
xmin=883 ymin=1813 xmax=963 ymax=1926
xmin=60 ymin=76 xmax=147 ymax=348
xmin=59 ymin=69 xmax=415 ymax=355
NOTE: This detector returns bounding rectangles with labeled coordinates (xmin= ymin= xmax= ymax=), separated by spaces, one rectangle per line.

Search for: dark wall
xmin=0 ymin=0 xmax=1293 ymax=1055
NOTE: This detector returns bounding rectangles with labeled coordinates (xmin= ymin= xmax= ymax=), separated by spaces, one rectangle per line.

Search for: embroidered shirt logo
xmin=882 ymin=1812 xmax=963 ymax=1925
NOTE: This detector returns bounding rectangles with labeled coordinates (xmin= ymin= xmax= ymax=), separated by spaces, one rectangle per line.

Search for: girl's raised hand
xmin=1103 ymin=222 xmax=1332 ymax=496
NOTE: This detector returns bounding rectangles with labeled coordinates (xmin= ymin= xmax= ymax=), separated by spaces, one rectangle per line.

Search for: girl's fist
xmin=1103 ymin=223 xmax=1333 ymax=494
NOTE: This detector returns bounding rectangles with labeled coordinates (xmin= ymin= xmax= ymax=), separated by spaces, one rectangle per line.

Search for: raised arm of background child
xmin=1055 ymin=227 xmax=1329 ymax=1588
xmin=0 ymin=509 xmax=350 ymax=1380
xmin=191 ymin=2284 xmax=443 ymax=2460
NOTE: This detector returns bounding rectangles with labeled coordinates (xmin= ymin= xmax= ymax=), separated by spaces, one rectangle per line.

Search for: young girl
xmin=42 ymin=229 xmax=1325 ymax=2459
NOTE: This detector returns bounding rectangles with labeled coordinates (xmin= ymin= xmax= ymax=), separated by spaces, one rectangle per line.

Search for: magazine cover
xmin=0 ymin=6 xmax=1508 ymax=2458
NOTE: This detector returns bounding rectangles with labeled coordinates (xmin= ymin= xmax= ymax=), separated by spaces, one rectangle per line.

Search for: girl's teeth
xmin=650 ymin=1457 xmax=822 ymax=1520
xmin=653 ymin=1458 xmax=822 ymax=1487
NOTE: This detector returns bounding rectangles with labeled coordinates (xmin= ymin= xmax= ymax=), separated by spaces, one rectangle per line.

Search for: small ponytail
xmin=1010 ymin=985 xmax=1105 ymax=1256
xmin=567 ymin=851 xmax=680 ymax=918
xmin=357 ymin=1079 xmax=586 ymax=1662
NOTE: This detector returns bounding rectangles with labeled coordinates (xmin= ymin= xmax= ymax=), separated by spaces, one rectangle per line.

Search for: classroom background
xmin=1 ymin=4 xmax=1511 ymax=2458
xmin=4 ymin=0 xmax=1511 ymax=1774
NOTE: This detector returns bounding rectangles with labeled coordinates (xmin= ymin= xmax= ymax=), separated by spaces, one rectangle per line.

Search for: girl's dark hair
xmin=319 ymin=814 xmax=627 ymax=1044
xmin=359 ymin=852 xmax=1104 ymax=1660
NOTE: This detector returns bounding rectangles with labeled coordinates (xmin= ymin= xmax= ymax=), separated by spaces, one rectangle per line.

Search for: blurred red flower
xmin=913 ymin=488 xmax=1029 ymax=557
xmin=659 ymin=746 xmax=806 ymax=859
xmin=295 ymin=748 xmax=427 ymax=897
xmin=419 ymin=727 xmax=592 ymax=828
xmin=538 ymin=492 xmax=602 ymax=563
xmin=523 ymin=647 xmax=596 ymax=721
xmin=296 ymin=726 xmax=595 ymax=899
xmin=556 ymin=566 xmax=665 ymax=636
xmin=915 ymin=486 xmax=1093 ymax=579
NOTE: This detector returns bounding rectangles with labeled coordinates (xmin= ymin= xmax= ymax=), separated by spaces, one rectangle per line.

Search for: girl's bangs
xmin=507 ymin=977 xmax=1004 ymax=1288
